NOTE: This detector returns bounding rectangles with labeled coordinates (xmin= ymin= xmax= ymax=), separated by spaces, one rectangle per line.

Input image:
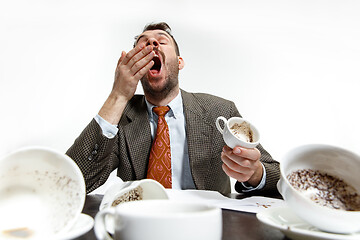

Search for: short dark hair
xmin=134 ymin=22 xmax=180 ymax=56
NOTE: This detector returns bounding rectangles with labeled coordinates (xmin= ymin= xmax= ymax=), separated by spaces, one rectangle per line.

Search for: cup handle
xmin=94 ymin=208 xmax=115 ymax=240
xmin=216 ymin=116 xmax=227 ymax=134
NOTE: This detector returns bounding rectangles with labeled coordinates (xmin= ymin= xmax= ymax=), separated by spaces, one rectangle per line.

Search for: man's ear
xmin=178 ymin=56 xmax=185 ymax=70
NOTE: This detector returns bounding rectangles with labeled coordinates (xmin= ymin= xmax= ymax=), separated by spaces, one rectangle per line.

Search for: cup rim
xmin=113 ymin=199 xmax=221 ymax=218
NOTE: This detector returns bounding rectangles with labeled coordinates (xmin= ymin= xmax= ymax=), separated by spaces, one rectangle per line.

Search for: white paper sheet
xmin=166 ymin=189 xmax=286 ymax=213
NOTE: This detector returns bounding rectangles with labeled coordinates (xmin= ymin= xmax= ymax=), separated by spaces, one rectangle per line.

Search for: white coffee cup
xmin=216 ymin=116 xmax=260 ymax=149
xmin=0 ymin=147 xmax=86 ymax=239
xmin=94 ymin=200 xmax=222 ymax=240
xmin=278 ymin=144 xmax=360 ymax=233
xmin=99 ymin=179 xmax=169 ymax=235
xmin=99 ymin=179 xmax=168 ymax=210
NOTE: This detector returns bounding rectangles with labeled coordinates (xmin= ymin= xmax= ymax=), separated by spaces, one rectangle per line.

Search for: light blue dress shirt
xmin=94 ymin=91 xmax=266 ymax=192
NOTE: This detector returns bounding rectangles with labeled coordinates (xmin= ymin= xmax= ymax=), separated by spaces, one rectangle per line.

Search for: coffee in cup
xmin=216 ymin=116 xmax=260 ymax=149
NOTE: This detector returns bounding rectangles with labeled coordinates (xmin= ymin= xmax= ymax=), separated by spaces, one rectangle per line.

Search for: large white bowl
xmin=278 ymin=144 xmax=360 ymax=234
xmin=0 ymin=147 xmax=86 ymax=239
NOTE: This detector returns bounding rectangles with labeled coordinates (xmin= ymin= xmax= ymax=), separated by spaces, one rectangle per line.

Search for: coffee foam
xmin=230 ymin=122 xmax=253 ymax=143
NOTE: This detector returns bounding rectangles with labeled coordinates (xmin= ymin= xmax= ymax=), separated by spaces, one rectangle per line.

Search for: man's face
xmin=135 ymin=30 xmax=184 ymax=100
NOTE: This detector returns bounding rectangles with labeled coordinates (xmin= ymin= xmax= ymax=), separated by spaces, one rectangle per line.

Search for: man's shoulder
xmin=181 ymin=89 xmax=234 ymax=107
xmin=180 ymin=89 xmax=240 ymax=120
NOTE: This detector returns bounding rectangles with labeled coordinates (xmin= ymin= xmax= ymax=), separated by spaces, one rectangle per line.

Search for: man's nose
xmin=146 ymin=38 xmax=159 ymax=47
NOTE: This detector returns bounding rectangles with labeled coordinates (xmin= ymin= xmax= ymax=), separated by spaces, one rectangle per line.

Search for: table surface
xmin=76 ymin=193 xmax=288 ymax=240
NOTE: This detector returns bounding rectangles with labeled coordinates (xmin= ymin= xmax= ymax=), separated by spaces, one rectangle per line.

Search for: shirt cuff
xmin=240 ymin=163 xmax=266 ymax=192
xmin=94 ymin=114 xmax=119 ymax=139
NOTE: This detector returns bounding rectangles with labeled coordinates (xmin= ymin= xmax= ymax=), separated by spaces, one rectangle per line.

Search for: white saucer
xmin=57 ymin=213 xmax=94 ymax=240
xmin=256 ymin=207 xmax=360 ymax=240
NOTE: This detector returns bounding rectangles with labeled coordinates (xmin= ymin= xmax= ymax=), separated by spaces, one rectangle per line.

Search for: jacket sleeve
xmin=66 ymin=119 xmax=119 ymax=193
xmin=234 ymin=143 xmax=280 ymax=195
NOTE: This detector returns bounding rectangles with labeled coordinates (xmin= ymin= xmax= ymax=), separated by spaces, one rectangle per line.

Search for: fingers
xmin=222 ymin=162 xmax=252 ymax=182
xmin=129 ymin=49 xmax=155 ymax=76
xmin=223 ymin=146 xmax=260 ymax=161
xmin=118 ymin=44 xmax=155 ymax=79
xmin=133 ymin=60 xmax=154 ymax=79
xmin=112 ymin=45 xmax=155 ymax=101
xmin=221 ymin=149 xmax=253 ymax=170
xmin=121 ymin=44 xmax=146 ymax=65
xmin=117 ymin=51 xmax=126 ymax=67
xmin=221 ymin=146 xmax=262 ymax=183
xmin=122 ymin=44 xmax=153 ymax=67
xmin=128 ymin=46 xmax=154 ymax=68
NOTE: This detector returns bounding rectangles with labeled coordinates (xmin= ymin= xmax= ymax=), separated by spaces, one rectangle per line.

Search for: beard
xmin=140 ymin=55 xmax=179 ymax=102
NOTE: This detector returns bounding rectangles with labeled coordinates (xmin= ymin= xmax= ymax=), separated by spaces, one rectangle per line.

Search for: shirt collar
xmin=145 ymin=91 xmax=183 ymax=120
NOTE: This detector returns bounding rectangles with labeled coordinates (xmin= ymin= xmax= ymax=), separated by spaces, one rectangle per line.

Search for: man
xmin=66 ymin=22 xmax=280 ymax=195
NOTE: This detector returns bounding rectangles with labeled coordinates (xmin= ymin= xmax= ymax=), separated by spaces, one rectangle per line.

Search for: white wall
xmin=1 ymin=0 xmax=360 ymax=165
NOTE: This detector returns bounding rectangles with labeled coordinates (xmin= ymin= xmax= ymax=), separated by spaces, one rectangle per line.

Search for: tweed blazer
xmin=66 ymin=89 xmax=280 ymax=195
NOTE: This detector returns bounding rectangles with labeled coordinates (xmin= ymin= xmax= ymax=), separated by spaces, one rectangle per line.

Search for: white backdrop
xmin=1 ymin=0 xmax=360 ymax=175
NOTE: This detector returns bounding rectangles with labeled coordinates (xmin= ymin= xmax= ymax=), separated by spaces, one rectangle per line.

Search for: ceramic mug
xmin=94 ymin=200 xmax=222 ymax=240
xmin=215 ymin=116 xmax=260 ymax=149
xmin=99 ymin=179 xmax=168 ymax=210
xmin=0 ymin=147 xmax=86 ymax=239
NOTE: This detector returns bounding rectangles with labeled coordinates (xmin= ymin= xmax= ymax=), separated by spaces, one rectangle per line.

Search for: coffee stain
xmin=2 ymin=227 xmax=33 ymax=238
xmin=256 ymin=202 xmax=274 ymax=208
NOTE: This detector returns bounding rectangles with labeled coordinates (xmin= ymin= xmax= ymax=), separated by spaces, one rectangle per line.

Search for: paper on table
xmin=166 ymin=189 xmax=286 ymax=213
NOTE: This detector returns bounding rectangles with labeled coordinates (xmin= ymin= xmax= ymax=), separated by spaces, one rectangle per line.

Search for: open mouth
xmin=150 ymin=55 xmax=162 ymax=73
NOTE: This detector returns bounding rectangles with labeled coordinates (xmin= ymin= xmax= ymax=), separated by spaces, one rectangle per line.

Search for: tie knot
xmin=152 ymin=106 xmax=170 ymax=117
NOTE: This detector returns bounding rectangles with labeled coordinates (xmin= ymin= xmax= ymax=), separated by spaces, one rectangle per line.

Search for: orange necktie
xmin=147 ymin=106 xmax=172 ymax=188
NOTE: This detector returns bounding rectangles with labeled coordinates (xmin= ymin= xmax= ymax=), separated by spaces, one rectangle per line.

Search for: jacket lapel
xmin=181 ymin=90 xmax=214 ymax=188
xmin=123 ymin=99 xmax=152 ymax=179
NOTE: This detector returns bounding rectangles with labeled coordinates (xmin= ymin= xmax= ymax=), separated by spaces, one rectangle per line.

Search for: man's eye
xmin=160 ymin=42 xmax=166 ymax=45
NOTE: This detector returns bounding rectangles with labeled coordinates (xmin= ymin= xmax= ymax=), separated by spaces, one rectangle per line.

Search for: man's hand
xmin=112 ymin=44 xmax=155 ymax=101
xmin=98 ymin=45 xmax=154 ymax=124
xmin=221 ymin=146 xmax=263 ymax=187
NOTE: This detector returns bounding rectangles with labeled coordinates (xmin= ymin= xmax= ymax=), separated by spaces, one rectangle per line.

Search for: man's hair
xmin=134 ymin=22 xmax=180 ymax=56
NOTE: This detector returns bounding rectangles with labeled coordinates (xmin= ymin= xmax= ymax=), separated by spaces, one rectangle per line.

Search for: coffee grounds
xmin=230 ymin=122 xmax=253 ymax=142
xmin=287 ymin=169 xmax=360 ymax=211
xmin=111 ymin=186 xmax=144 ymax=207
